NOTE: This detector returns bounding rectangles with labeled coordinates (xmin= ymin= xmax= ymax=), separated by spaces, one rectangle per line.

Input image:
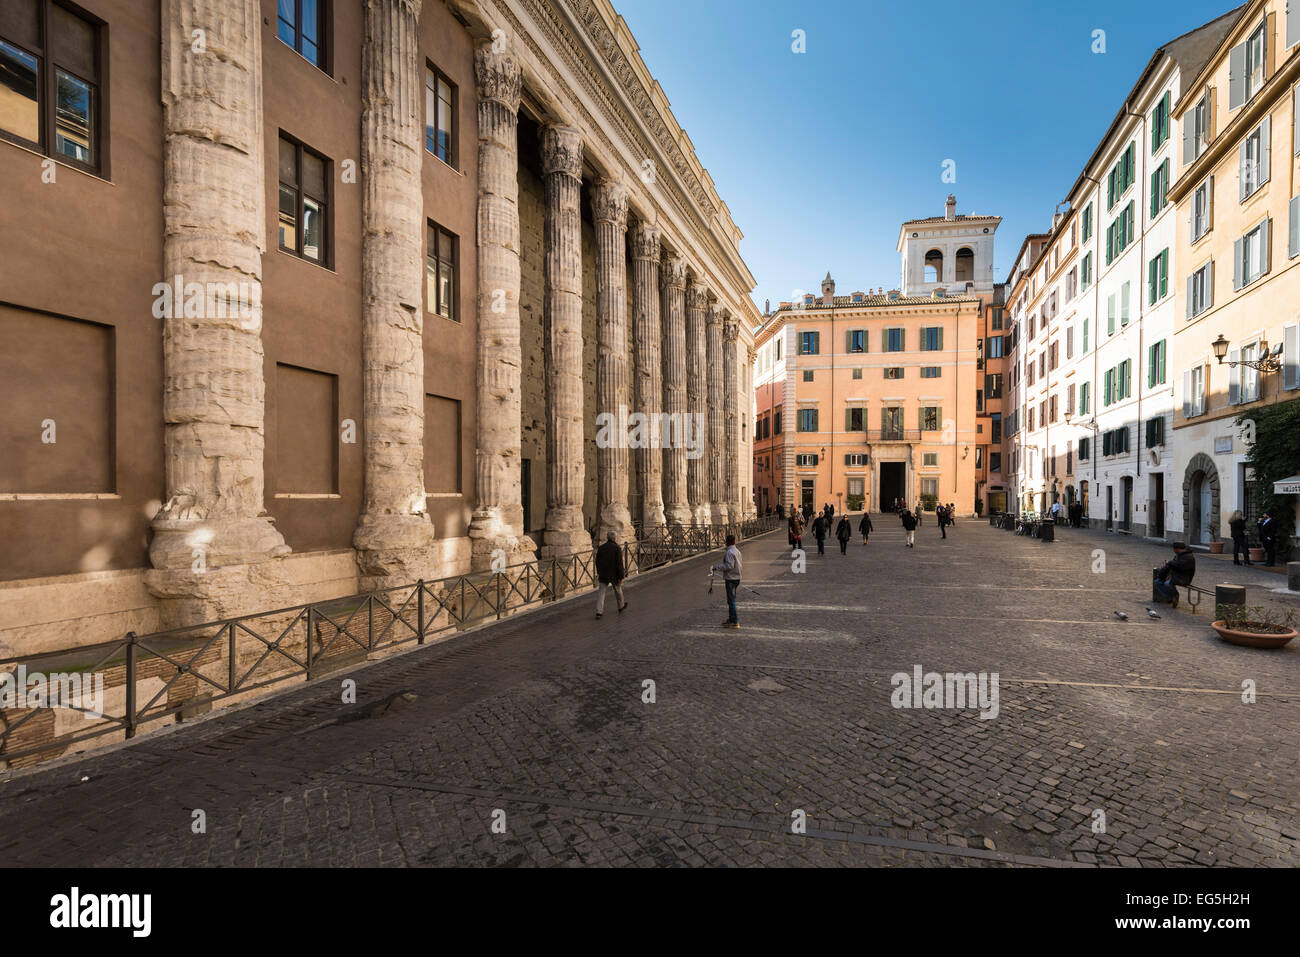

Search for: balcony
xmin=866 ymin=429 xmax=923 ymax=443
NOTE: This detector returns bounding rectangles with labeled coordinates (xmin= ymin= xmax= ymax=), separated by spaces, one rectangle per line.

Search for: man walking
xmin=835 ymin=514 xmax=852 ymax=554
xmin=1258 ymin=511 xmax=1278 ymax=566
xmin=812 ymin=512 xmax=828 ymax=555
xmin=593 ymin=531 xmax=628 ymax=619
xmin=901 ymin=506 xmax=918 ymax=548
xmin=712 ymin=534 xmax=743 ymax=629
xmin=859 ymin=510 xmax=874 ymax=544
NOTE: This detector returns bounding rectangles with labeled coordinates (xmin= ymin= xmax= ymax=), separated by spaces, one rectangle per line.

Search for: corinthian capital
xmin=660 ymin=250 xmax=686 ymax=289
xmin=685 ymin=278 xmax=709 ymax=311
xmin=474 ymin=38 xmax=521 ymax=110
xmin=541 ymin=125 xmax=583 ymax=179
xmin=723 ymin=316 xmax=739 ymax=342
xmin=630 ymin=220 xmax=660 ymax=262
xmin=590 ymin=178 xmax=629 ymax=227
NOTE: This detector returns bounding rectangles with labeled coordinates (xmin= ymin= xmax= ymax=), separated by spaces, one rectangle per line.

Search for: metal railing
xmin=0 ymin=516 xmax=779 ymax=768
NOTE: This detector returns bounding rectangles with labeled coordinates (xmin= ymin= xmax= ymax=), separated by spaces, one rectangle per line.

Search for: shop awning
xmin=1273 ymin=475 xmax=1300 ymax=495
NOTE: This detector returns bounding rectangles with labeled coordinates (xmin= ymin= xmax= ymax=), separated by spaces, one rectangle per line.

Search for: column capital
xmin=723 ymin=316 xmax=739 ymax=342
xmin=685 ymin=278 xmax=709 ymax=311
xmin=541 ymin=125 xmax=583 ymax=179
xmin=630 ymin=220 xmax=661 ymax=262
xmin=706 ymin=301 xmax=724 ymax=326
xmin=590 ymin=178 xmax=629 ymax=227
xmin=660 ymin=249 xmax=686 ymax=289
xmin=474 ymin=38 xmax=522 ymax=111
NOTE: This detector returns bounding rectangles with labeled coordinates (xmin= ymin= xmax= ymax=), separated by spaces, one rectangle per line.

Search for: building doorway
xmin=1182 ymin=454 xmax=1220 ymax=545
xmin=1121 ymin=477 xmax=1133 ymax=532
xmin=1080 ymin=480 xmax=1089 ymax=522
xmin=1149 ymin=473 xmax=1165 ymax=538
xmin=1106 ymin=485 xmax=1114 ymax=531
xmin=801 ymin=479 xmax=815 ymax=511
xmin=879 ymin=461 xmax=905 ymax=512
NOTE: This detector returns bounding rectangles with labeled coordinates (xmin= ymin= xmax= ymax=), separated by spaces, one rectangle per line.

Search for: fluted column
xmin=540 ymin=125 xmax=587 ymax=559
xmin=685 ymin=277 xmax=709 ymax=526
xmin=468 ymin=38 xmax=535 ymax=570
xmin=660 ymin=249 xmax=690 ymax=531
xmin=723 ymin=316 xmax=740 ymax=524
xmin=631 ymin=220 xmax=666 ymax=531
xmin=591 ymin=179 xmax=634 ymax=543
xmin=147 ymin=0 xmax=289 ymax=624
xmin=352 ymin=0 xmax=437 ymax=589
xmin=706 ymin=300 xmax=727 ymax=524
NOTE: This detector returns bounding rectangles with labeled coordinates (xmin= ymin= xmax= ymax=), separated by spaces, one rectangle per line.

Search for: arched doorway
xmin=924 ymin=249 xmax=944 ymax=283
xmin=1182 ymin=454 xmax=1220 ymax=545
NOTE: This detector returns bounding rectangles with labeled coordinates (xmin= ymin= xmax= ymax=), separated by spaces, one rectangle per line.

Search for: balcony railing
xmin=0 ymin=516 xmax=780 ymax=769
xmin=866 ymin=429 xmax=924 ymax=442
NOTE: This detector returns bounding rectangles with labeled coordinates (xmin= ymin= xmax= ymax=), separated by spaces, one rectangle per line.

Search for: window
xmin=922 ymin=327 xmax=943 ymax=351
xmin=795 ymin=453 xmax=819 ymax=467
xmin=796 ymin=409 xmax=820 ymax=432
xmin=1234 ymin=218 xmax=1270 ymax=289
xmin=425 ymin=65 xmax=457 ymax=167
xmin=1119 ymin=359 xmax=1131 ymax=400
xmin=884 ymin=328 xmax=905 ymax=352
xmin=1150 ymin=158 xmax=1170 ymax=217
xmin=1081 ymin=203 xmax=1093 ymax=242
xmin=1146 ymin=417 xmax=1165 ymax=448
xmin=991 ymin=308 xmax=1003 ymax=331
xmin=922 ymin=452 xmax=938 ymax=467
xmin=845 ymin=454 xmax=867 ymax=468
xmin=277 ymin=0 xmax=328 ymax=69
xmin=1192 ymin=177 xmax=1213 ymax=242
xmin=1148 ymin=339 xmax=1167 ymax=387
xmin=881 ymin=407 xmax=904 ymax=438
xmin=1079 ymin=381 xmax=1091 ymax=415
xmin=1049 ymin=341 xmax=1059 ymax=371
xmin=799 ymin=331 xmax=820 ymax=355
xmin=1049 ymin=394 xmax=1058 ymax=423
xmin=851 ymin=367 xmax=863 ymax=380
xmin=1148 ymin=249 xmax=1169 ymax=305
xmin=426 ymin=222 xmax=458 ymax=319
xmin=1106 ymin=201 xmax=1135 ymax=264
xmin=1189 ymin=260 xmax=1214 ymax=318
xmin=278 ymin=135 xmax=331 ymax=265
xmin=1107 ymin=293 xmax=1116 ymax=335
xmin=1028 ymin=315 xmax=1036 ymax=340
xmin=1067 ymin=382 xmax=1076 ymax=412
xmin=985 ymin=373 xmax=1002 ymax=398
xmin=1065 ymin=326 xmax=1074 ymax=360
xmin=0 ymin=1 xmax=104 ymax=173
xmin=1236 ymin=343 xmax=1262 ymax=403
xmin=846 ymin=329 xmax=866 ymax=353
xmin=921 ymin=478 xmax=938 ymax=499
xmin=1066 ymin=267 xmax=1077 ymax=301
xmin=1121 ymin=281 xmax=1131 ymax=326
xmin=1026 ymin=362 xmax=1035 ymax=387
xmin=1238 ymin=119 xmax=1271 ymax=202
xmin=1028 ymin=408 xmax=1035 ymax=432
xmin=990 ymin=413 xmax=1002 ymax=444
xmin=986 ymin=336 xmax=1003 ymax=359
xmin=774 ymin=411 xmax=782 ymax=434
xmin=1151 ymin=90 xmax=1171 ymax=152
xmin=920 ymin=366 xmax=941 ymax=379
xmin=1081 ymin=251 xmax=1092 ymax=290
xmin=1184 ymin=364 xmax=1206 ymax=417
xmin=801 ymin=369 xmax=814 ymax=383
xmin=775 ymin=339 xmax=782 ymax=361
xmin=1185 ymin=92 xmax=1210 ymax=166
xmin=1244 ymin=23 xmax=1266 ymax=105
xmin=989 ymin=452 xmax=1001 ymax=473
xmin=1079 ymin=437 xmax=1090 ymax=461
xmin=1106 ymin=141 xmax=1136 ymax=210
xmin=845 ymin=408 xmax=865 ymax=431
xmin=884 ymin=367 xmax=904 ymax=380
xmin=1082 ymin=318 xmax=1089 ymax=353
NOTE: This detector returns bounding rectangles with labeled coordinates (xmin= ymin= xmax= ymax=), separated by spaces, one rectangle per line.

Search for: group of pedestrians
xmin=1228 ymin=509 xmax=1283 ymax=566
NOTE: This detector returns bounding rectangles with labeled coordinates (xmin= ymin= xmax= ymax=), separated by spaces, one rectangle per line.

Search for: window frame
xmin=276 ymin=0 xmax=331 ymax=73
xmin=277 ymin=132 xmax=333 ymax=267
xmin=425 ymin=62 xmax=457 ymax=169
xmin=426 ymin=220 xmax=459 ymax=321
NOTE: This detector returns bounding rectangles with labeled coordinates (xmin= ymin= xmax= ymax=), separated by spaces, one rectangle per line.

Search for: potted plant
xmin=1208 ymin=538 xmax=1225 ymax=554
xmin=1249 ymin=545 xmax=1266 ymax=563
xmin=1212 ymin=603 xmax=1298 ymax=649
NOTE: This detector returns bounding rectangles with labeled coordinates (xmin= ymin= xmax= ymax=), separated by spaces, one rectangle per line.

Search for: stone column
xmin=723 ymin=316 xmax=740 ymax=523
xmin=352 ymin=0 xmax=437 ymax=590
xmin=591 ymin=178 xmax=634 ymax=543
xmin=744 ymin=345 xmax=757 ymax=519
xmin=660 ymin=249 xmax=691 ymax=531
xmin=147 ymin=0 xmax=290 ymax=625
xmin=685 ymin=276 xmax=709 ymax=526
xmin=467 ymin=38 xmax=535 ymax=570
xmin=540 ymin=125 xmax=588 ymax=559
xmin=706 ymin=300 xmax=727 ymax=524
xmin=631 ymin=220 xmax=666 ymax=531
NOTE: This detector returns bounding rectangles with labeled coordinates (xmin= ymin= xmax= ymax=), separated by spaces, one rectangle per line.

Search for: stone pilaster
xmin=468 ymin=38 xmax=536 ymax=570
xmin=539 ymin=125 xmax=588 ymax=559
xmin=745 ymin=345 xmax=757 ymax=519
xmin=591 ymin=178 xmax=635 ymax=543
xmin=685 ymin=277 xmax=710 ymax=526
xmin=352 ymin=0 xmax=437 ymax=590
xmin=147 ymin=0 xmax=290 ymax=625
xmin=723 ymin=316 xmax=740 ymax=524
xmin=631 ymin=220 xmax=666 ymax=531
xmin=706 ymin=300 xmax=727 ymax=525
xmin=659 ymin=249 xmax=690 ymax=531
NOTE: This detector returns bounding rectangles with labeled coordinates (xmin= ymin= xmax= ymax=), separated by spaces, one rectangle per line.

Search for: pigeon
xmin=1145 ymin=608 xmax=1161 ymax=620
xmin=1113 ymin=611 xmax=1129 ymax=621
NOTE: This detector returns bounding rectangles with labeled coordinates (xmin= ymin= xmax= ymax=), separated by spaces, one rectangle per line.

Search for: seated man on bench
xmin=1153 ymin=541 xmax=1195 ymax=609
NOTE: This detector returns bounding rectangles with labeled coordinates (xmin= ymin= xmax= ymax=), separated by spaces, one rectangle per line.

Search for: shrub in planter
xmin=846 ymin=494 xmax=864 ymax=511
xmin=1211 ymin=603 xmax=1298 ymax=649
xmin=920 ymin=493 xmax=938 ymax=512
xmin=1208 ymin=540 xmax=1224 ymax=554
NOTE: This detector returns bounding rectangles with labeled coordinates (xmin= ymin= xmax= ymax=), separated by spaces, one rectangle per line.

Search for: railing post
xmin=550 ymin=559 xmax=557 ymax=601
xmin=227 ymin=622 xmax=237 ymax=693
xmin=124 ymin=632 xmax=137 ymax=740
xmin=367 ymin=595 xmax=375 ymax=652
xmin=305 ymin=606 xmax=315 ymax=680
xmin=496 ymin=570 xmax=503 ymax=620
xmin=417 ymin=580 xmax=425 ymax=645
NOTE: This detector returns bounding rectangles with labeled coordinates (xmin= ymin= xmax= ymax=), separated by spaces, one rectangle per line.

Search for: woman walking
xmin=788 ymin=511 xmax=804 ymax=550
xmin=1229 ymin=510 xmax=1253 ymax=566
xmin=835 ymin=515 xmax=852 ymax=554
xmin=859 ymin=511 xmax=873 ymax=544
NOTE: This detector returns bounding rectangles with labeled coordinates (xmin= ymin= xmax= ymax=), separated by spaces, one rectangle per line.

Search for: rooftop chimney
xmin=821 ymin=271 xmax=835 ymax=306
xmin=945 ymin=194 xmax=957 ymax=221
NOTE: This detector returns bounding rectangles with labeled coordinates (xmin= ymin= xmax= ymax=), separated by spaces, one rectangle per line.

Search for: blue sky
xmin=613 ymin=0 xmax=1239 ymax=312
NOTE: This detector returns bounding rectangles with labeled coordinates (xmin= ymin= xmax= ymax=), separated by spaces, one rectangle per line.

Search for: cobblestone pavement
xmin=1 ymin=519 xmax=1297 ymax=867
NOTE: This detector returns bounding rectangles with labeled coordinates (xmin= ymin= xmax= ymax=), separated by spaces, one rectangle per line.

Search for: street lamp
xmin=1212 ymin=334 xmax=1283 ymax=373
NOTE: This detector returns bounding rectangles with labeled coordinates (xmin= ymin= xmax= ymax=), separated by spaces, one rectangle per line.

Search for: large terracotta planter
xmin=1211 ymin=620 xmax=1299 ymax=649
xmin=1208 ymin=541 xmax=1225 ymax=554
xmin=1249 ymin=547 xmax=1266 ymax=562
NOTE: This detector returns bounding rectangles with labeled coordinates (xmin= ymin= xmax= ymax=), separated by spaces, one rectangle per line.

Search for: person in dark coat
xmin=858 ymin=511 xmax=874 ymax=544
xmin=1153 ymin=541 xmax=1195 ymax=608
xmin=811 ymin=513 xmax=828 ymax=555
xmin=593 ymin=531 xmax=628 ymax=619
xmin=900 ymin=507 xmax=918 ymax=548
xmin=1258 ymin=512 xmax=1279 ymax=566
xmin=1229 ymin=510 xmax=1253 ymax=566
xmin=835 ymin=515 xmax=852 ymax=554
xmin=788 ymin=511 xmax=804 ymax=549
xmin=937 ymin=504 xmax=948 ymax=539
